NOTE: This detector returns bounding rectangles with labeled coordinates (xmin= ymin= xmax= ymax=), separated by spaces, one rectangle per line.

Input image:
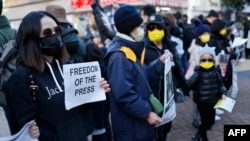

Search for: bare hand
xmin=226 ymin=47 xmax=232 ymax=52
xmin=222 ymin=94 xmax=226 ymax=100
xmin=29 ymin=122 xmax=40 ymax=138
xmin=160 ymin=52 xmax=173 ymax=63
xmin=160 ymin=53 xmax=167 ymax=63
xmin=146 ymin=112 xmax=163 ymax=125
xmin=99 ymin=78 xmax=111 ymax=93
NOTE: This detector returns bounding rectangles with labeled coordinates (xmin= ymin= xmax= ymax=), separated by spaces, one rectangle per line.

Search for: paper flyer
xmin=0 ymin=120 xmax=38 ymax=141
xmin=231 ymin=37 xmax=248 ymax=48
xmin=156 ymin=50 xmax=176 ymax=127
xmin=214 ymin=96 xmax=236 ymax=113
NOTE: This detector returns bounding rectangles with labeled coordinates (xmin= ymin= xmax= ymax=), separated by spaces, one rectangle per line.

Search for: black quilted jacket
xmin=187 ymin=66 xmax=227 ymax=104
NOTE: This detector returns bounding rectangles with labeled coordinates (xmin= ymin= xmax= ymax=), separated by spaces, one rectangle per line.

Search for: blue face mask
xmin=40 ymin=34 xmax=63 ymax=56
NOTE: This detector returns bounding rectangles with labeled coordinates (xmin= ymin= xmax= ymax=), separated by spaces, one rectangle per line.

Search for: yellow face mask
xmin=219 ymin=28 xmax=227 ymax=36
xmin=199 ymin=33 xmax=210 ymax=43
xmin=200 ymin=62 xmax=214 ymax=69
xmin=148 ymin=29 xmax=165 ymax=43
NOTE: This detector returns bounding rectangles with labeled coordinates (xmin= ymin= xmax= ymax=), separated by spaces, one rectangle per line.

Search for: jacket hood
xmin=105 ymin=33 xmax=145 ymax=60
xmin=0 ymin=16 xmax=11 ymax=28
xmin=45 ymin=59 xmax=63 ymax=92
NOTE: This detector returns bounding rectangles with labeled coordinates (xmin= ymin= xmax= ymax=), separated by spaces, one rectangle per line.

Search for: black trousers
xmin=154 ymin=121 xmax=172 ymax=141
xmin=196 ymin=102 xmax=216 ymax=140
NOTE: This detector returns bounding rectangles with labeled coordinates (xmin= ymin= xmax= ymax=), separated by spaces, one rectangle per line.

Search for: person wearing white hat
xmin=187 ymin=46 xmax=227 ymax=141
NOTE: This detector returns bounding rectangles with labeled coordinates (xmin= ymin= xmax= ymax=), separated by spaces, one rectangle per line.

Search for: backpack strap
xmin=0 ymin=40 xmax=16 ymax=69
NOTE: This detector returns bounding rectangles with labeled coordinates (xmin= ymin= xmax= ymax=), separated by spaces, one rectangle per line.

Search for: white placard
xmin=63 ymin=61 xmax=106 ymax=110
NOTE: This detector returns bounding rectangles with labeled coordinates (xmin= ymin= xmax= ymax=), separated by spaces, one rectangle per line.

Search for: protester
xmin=164 ymin=13 xmax=185 ymax=71
xmin=140 ymin=4 xmax=156 ymax=25
xmin=173 ymin=11 xmax=196 ymax=74
xmin=209 ymin=18 xmax=236 ymax=89
xmin=143 ymin=13 xmax=188 ymax=141
xmin=104 ymin=5 xmax=166 ymax=141
xmin=45 ymin=4 xmax=86 ymax=63
xmin=4 ymin=11 xmax=110 ymax=141
xmin=91 ymin=0 xmax=116 ymax=47
xmin=182 ymin=14 xmax=188 ymax=24
xmin=1 ymin=1 xmax=37 ymax=138
xmin=84 ymin=40 xmax=109 ymax=141
xmin=186 ymin=19 xmax=211 ymax=79
xmin=202 ymin=10 xmax=219 ymax=27
xmin=0 ymin=0 xmax=16 ymax=104
xmin=187 ymin=46 xmax=227 ymax=141
xmin=45 ymin=4 xmax=99 ymax=137
xmin=0 ymin=1 xmax=16 ymax=47
xmin=242 ymin=15 xmax=250 ymax=59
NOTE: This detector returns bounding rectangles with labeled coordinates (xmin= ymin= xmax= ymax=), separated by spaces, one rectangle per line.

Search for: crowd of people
xmin=0 ymin=0 xmax=246 ymax=141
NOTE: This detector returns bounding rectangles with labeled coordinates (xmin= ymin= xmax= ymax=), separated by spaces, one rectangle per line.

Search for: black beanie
xmin=0 ymin=0 xmax=2 ymax=15
xmin=114 ymin=5 xmax=142 ymax=36
xmin=210 ymin=19 xmax=226 ymax=33
xmin=207 ymin=10 xmax=219 ymax=18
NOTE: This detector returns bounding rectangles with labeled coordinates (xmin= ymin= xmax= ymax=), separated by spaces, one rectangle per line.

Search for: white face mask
xmin=132 ymin=27 xmax=144 ymax=42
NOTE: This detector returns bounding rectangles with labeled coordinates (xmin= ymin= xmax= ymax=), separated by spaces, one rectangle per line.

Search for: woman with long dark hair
xmin=4 ymin=11 xmax=110 ymax=141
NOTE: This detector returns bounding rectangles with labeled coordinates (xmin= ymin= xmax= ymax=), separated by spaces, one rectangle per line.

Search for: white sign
xmin=156 ymin=50 xmax=176 ymax=127
xmin=63 ymin=61 xmax=106 ymax=110
xmin=0 ymin=120 xmax=38 ymax=141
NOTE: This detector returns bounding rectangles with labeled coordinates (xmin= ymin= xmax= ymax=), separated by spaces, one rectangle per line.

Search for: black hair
xmin=140 ymin=5 xmax=156 ymax=17
xmin=16 ymin=11 xmax=69 ymax=72
xmin=84 ymin=41 xmax=106 ymax=77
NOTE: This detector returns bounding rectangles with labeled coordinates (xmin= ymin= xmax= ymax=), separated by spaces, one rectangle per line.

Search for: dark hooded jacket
xmin=208 ymin=19 xmax=236 ymax=89
xmin=144 ymin=26 xmax=189 ymax=102
xmin=104 ymin=33 xmax=164 ymax=141
xmin=0 ymin=16 xmax=16 ymax=47
xmin=209 ymin=19 xmax=231 ymax=55
xmin=187 ymin=66 xmax=227 ymax=104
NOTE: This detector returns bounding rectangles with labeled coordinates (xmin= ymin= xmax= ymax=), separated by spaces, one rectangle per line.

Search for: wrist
xmin=146 ymin=111 xmax=151 ymax=119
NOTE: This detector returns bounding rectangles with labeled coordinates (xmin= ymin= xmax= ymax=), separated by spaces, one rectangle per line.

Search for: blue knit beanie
xmin=193 ymin=19 xmax=210 ymax=37
xmin=114 ymin=5 xmax=142 ymax=35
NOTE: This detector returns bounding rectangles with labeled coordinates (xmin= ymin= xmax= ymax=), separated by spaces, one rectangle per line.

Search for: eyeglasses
xmin=200 ymin=58 xmax=214 ymax=62
xmin=147 ymin=24 xmax=164 ymax=31
xmin=40 ymin=26 xmax=62 ymax=38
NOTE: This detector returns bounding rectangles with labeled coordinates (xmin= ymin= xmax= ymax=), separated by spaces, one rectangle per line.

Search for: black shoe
xmin=192 ymin=119 xmax=200 ymax=129
xmin=192 ymin=135 xmax=201 ymax=141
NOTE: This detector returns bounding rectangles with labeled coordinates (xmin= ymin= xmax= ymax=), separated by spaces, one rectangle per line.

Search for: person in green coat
xmin=0 ymin=0 xmax=16 ymax=47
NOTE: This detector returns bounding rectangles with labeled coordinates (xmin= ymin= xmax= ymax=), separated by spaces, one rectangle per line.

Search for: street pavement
xmin=167 ymin=59 xmax=250 ymax=141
